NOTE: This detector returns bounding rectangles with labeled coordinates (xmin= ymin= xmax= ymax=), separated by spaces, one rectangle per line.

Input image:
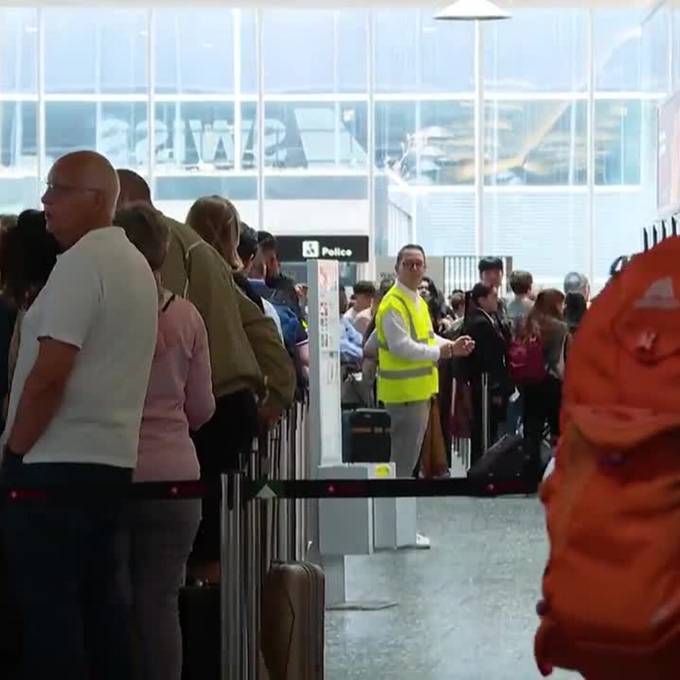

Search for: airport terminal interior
xmin=0 ymin=0 xmax=678 ymax=679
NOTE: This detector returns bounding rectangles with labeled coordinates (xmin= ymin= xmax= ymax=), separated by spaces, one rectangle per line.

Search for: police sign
xmin=276 ymin=236 xmax=370 ymax=263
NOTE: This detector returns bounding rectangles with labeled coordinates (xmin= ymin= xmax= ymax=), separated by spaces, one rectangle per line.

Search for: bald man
xmin=2 ymin=151 xmax=158 ymax=679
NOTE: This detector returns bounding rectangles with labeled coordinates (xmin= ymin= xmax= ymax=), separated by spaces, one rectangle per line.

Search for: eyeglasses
xmin=401 ymin=260 xmax=425 ymax=271
xmin=43 ymin=181 xmax=101 ymax=198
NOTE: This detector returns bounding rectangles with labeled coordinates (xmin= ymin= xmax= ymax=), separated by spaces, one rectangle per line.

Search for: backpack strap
xmin=161 ymin=293 xmax=176 ymax=313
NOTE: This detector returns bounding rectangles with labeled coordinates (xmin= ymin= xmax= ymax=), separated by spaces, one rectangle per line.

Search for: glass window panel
xmin=375 ymin=101 xmax=474 ymax=185
xmin=485 ymin=10 xmax=587 ymax=93
xmin=593 ymin=189 xmax=655 ymax=290
xmin=484 ymin=100 xmax=587 ymax=186
xmin=594 ymin=100 xmax=642 ymax=185
xmin=263 ymin=10 xmax=367 ymax=94
xmin=484 ymin=192 xmax=589 ymax=285
xmin=154 ymin=10 xmax=233 ymax=94
xmin=45 ymin=102 xmax=149 ymax=171
xmin=155 ymin=102 xmax=237 ymax=172
xmin=414 ymin=192 xmax=476 ymax=256
xmin=240 ymin=102 xmax=258 ymax=171
xmin=155 ymin=175 xmax=258 ymax=224
xmin=0 ymin=9 xmax=37 ymax=94
xmin=240 ymin=10 xmax=258 ymax=95
xmin=374 ymin=10 xmax=474 ymax=93
xmin=593 ymin=10 xmax=643 ymax=91
xmin=0 ymin=102 xmax=37 ymax=176
xmin=44 ymin=9 xmax=148 ymax=94
xmin=98 ymin=103 xmax=149 ymax=170
xmin=262 ymin=102 xmax=367 ymax=170
xmin=641 ymin=6 xmax=670 ymax=94
xmin=45 ymin=102 xmax=96 ymax=166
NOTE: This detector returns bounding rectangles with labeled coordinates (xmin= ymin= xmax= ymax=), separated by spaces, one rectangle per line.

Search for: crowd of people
xmin=0 ymin=151 xmax=309 ymax=680
xmin=0 ymin=147 xmax=593 ymax=679
xmin=339 ymin=252 xmax=591 ymax=486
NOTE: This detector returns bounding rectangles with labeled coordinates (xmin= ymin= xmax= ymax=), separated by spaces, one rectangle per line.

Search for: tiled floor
xmin=326 ymin=496 xmax=580 ymax=680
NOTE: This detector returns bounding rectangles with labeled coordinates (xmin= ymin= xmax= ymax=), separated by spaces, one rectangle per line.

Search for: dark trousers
xmin=523 ymin=376 xmax=562 ymax=471
xmin=191 ymin=389 xmax=258 ymax=562
xmin=1 ymin=458 xmax=132 ymax=680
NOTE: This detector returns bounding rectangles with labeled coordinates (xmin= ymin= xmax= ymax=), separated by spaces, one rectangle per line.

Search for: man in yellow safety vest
xmin=376 ymin=244 xmax=475 ymax=481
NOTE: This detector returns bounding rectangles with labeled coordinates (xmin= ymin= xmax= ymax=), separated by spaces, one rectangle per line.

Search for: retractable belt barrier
xmin=0 ymin=475 xmax=536 ymax=503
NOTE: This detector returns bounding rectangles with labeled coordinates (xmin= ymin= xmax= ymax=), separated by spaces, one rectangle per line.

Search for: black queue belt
xmin=249 ymin=477 xmax=538 ymax=501
xmin=0 ymin=480 xmax=218 ymax=504
xmin=0 ymin=477 xmax=537 ymax=504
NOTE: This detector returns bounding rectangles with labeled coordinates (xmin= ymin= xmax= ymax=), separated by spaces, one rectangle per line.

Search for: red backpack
xmin=508 ymin=335 xmax=546 ymax=384
xmin=535 ymin=237 xmax=680 ymax=679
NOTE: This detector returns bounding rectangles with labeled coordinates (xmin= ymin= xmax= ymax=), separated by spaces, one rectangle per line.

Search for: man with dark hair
xmin=507 ymin=270 xmax=534 ymax=336
xmin=478 ymin=255 xmax=510 ymax=336
xmin=252 ymin=229 xmax=305 ymax=321
xmin=376 ymin=244 xmax=474 ymax=546
xmin=238 ymin=222 xmax=283 ymax=340
xmin=344 ymin=280 xmax=376 ymax=335
xmin=245 ymin=225 xmax=310 ymax=384
xmin=478 ymin=256 xmax=504 ymax=289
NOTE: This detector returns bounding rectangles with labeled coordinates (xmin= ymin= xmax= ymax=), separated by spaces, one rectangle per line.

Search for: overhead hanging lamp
xmin=435 ymin=0 xmax=511 ymax=21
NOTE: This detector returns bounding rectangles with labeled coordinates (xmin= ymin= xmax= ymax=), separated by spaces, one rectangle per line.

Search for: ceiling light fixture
xmin=435 ymin=0 xmax=511 ymax=21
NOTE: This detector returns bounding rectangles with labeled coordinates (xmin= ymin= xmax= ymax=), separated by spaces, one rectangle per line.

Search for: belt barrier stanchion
xmin=246 ymin=449 xmax=263 ymax=680
xmin=221 ymin=472 xmax=243 ymax=680
xmin=481 ymin=373 xmax=490 ymax=454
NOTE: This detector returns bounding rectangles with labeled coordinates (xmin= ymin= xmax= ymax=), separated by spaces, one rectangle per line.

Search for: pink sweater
xmin=134 ymin=295 xmax=215 ymax=483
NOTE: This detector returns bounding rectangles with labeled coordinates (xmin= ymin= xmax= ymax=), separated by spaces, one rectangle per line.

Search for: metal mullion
xmin=37 ymin=7 xmax=45 ymax=188
xmin=474 ymin=20 xmax=484 ymax=258
xmin=234 ymin=9 xmax=242 ymax=172
xmin=367 ymin=8 xmax=376 ymax=278
xmin=148 ymin=8 xmax=156 ymax=189
xmin=256 ymin=8 xmax=265 ymax=229
xmin=586 ymin=9 xmax=595 ymax=286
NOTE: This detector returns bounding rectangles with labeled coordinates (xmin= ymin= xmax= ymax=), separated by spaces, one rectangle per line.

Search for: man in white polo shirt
xmin=1 ymin=151 xmax=157 ymax=680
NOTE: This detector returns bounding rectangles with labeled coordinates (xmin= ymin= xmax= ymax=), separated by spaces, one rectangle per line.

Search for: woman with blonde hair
xmin=522 ymin=288 xmax=569 ymax=481
xmin=187 ymin=195 xmax=242 ymax=272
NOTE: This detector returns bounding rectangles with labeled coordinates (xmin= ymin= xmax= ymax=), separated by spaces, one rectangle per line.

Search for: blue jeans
xmin=1 ymin=457 xmax=133 ymax=680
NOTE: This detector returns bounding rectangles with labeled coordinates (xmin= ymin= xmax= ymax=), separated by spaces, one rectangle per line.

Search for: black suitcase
xmin=179 ymin=583 xmax=220 ymax=680
xmin=341 ymin=409 xmax=391 ymax=463
xmin=467 ymin=433 xmax=530 ymax=483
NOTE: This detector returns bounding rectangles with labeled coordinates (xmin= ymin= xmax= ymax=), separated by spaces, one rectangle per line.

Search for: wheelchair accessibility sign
xmin=302 ymin=240 xmax=320 ymax=258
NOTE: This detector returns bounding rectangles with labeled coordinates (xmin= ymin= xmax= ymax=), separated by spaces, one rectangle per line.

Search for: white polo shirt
xmin=4 ymin=227 xmax=158 ymax=468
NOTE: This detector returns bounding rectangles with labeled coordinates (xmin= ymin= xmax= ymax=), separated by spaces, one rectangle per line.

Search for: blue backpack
xmin=270 ymin=301 xmax=302 ymax=351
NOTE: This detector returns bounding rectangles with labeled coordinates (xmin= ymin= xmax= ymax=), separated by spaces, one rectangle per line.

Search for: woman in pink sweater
xmin=115 ymin=204 xmax=215 ymax=680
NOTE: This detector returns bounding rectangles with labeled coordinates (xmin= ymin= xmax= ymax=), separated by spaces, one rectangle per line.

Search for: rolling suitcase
xmin=261 ymin=562 xmax=325 ymax=680
xmin=341 ymin=408 xmax=391 ymax=463
xmin=467 ymin=373 xmax=532 ymax=487
xmin=467 ymin=433 xmax=528 ymax=483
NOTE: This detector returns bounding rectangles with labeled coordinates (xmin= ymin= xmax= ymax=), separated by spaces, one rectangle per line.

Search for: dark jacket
xmin=463 ymin=307 xmax=512 ymax=399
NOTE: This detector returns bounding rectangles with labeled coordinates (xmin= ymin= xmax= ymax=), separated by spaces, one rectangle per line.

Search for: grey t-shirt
xmin=506 ymin=297 xmax=533 ymax=336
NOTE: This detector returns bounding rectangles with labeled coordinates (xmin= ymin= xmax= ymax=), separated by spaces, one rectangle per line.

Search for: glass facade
xmin=0 ymin=6 xmax=672 ymax=288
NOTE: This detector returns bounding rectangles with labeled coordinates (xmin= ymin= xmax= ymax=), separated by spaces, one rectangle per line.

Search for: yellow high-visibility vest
xmin=376 ymin=285 xmax=438 ymax=404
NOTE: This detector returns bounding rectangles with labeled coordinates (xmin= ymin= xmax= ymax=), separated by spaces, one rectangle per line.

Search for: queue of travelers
xmin=0 ymin=151 xmax=301 ymax=680
xmin=0 ymin=147 xmax=591 ymax=679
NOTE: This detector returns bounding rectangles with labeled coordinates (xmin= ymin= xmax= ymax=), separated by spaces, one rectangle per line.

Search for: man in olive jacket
xmin=116 ymin=170 xmax=295 ymax=422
